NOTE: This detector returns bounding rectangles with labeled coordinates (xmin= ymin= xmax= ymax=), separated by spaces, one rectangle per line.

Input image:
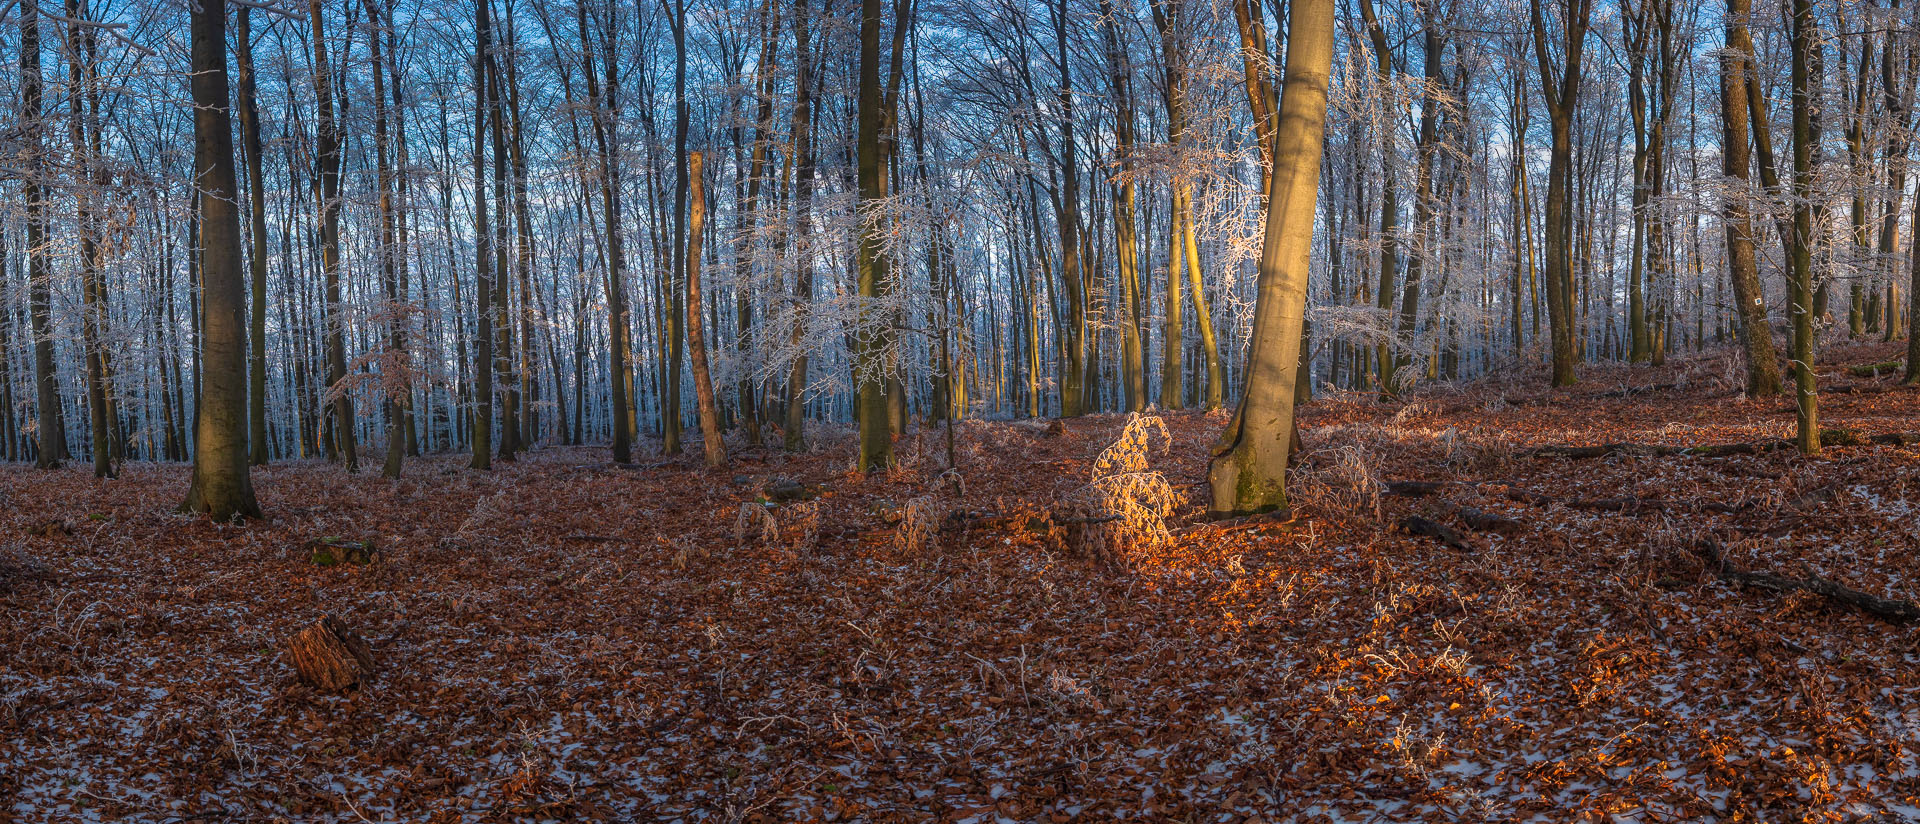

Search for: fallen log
xmin=1398 ymin=516 xmax=1472 ymax=551
xmin=1500 ymin=487 xmax=1668 ymax=514
xmin=1692 ymin=540 xmax=1920 ymax=623
xmin=1384 ymin=480 xmax=1448 ymax=498
xmin=1438 ymin=501 xmax=1524 ymax=534
xmin=1522 ymin=429 xmax=1920 ymax=460
xmin=1847 ymin=360 xmax=1905 ymax=378
xmin=1598 ymin=382 xmax=1680 ymax=398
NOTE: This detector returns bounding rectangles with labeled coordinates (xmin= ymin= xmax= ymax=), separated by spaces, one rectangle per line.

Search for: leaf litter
xmin=3 ymin=342 xmax=1920 ymax=822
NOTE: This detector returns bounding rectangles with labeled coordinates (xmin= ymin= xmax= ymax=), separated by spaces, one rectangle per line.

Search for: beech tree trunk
xmin=685 ymin=152 xmax=726 ymax=467
xmin=854 ymin=0 xmax=892 ymax=471
xmin=21 ymin=2 xmax=66 ymax=469
xmin=310 ymin=0 xmax=356 ymax=472
xmin=1209 ymin=0 xmax=1333 ymax=515
xmin=180 ymin=0 xmax=260 ymax=521
xmin=1718 ymin=0 xmax=1784 ymax=398
xmin=469 ymin=0 xmax=494 ymax=470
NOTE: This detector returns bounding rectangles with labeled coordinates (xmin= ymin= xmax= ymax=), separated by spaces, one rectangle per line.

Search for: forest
xmin=4 ymin=0 xmax=1920 ymax=817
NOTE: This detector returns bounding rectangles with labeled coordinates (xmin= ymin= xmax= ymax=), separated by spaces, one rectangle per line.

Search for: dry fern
xmin=894 ymin=495 xmax=944 ymax=555
xmin=734 ymin=502 xmax=779 ymax=546
xmin=1059 ymin=414 xmax=1181 ymax=567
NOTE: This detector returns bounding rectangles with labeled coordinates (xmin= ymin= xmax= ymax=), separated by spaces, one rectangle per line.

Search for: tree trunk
xmin=309 ymin=0 xmax=356 ymax=471
xmin=1209 ymin=0 xmax=1333 ymax=515
xmin=1787 ymin=0 xmax=1819 ymax=451
xmin=180 ymin=0 xmax=261 ymax=521
xmin=1719 ymin=0 xmax=1784 ymax=397
xmin=469 ymin=0 xmax=494 ymax=470
xmin=854 ymin=0 xmax=892 ymax=471
xmin=20 ymin=2 xmax=66 ymax=469
xmin=684 ymin=152 xmax=727 ymax=467
xmin=784 ymin=0 xmax=816 ymax=452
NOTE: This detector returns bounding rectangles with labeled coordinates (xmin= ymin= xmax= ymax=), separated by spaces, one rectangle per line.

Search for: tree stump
xmin=285 ymin=615 xmax=375 ymax=692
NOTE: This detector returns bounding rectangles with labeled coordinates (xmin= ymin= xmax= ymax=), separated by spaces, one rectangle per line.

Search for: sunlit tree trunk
xmin=1786 ymin=0 xmax=1819 ymax=450
xmin=685 ymin=152 xmax=726 ymax=467
xmin=1532 ymin=0 xmax=1592 ymax=388
xmin=1718 ymin=0 xmax=1783 ymax=398
xmin=1209 ymin=0 xmax=1333 ymax=515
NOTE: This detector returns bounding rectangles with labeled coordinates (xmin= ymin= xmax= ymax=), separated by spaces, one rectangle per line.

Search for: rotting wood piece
xmin=285 ymin=615 xmax=376 ymax=692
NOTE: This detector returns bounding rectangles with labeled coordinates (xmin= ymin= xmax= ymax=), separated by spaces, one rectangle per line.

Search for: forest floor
xmin=5 ymin=342 xmax=1920 ymax=823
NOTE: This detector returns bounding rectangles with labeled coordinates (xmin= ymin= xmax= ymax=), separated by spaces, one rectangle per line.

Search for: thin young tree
xmin=180 ymin=0 xmax=261 ymax=520
xmin=310 ymin=0 xmax=356 ymax=470
xmin=236 ymin=6 xmax=271 ymax=466
xmin=685 ymin=151 xmax=726 ymax=467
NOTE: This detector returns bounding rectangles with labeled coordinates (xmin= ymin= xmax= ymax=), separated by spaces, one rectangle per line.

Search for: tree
xmin=180 ymin=0 xmax=261 ymax=521
xmin=235 ymin=6 xmax=271 ymax=466
xmin=1786 ymin=0 xmax=1819 ymax=451
xmin=783 ymin=0 xmax=817 ymax=452
xmin=67 ymin=0 xmax=115 ymax=478
xmin=20 ymin=1 xmax=67 ymax=469
xmin=310 ymin=0 xmax=356 ymax=471
xmin=366 ymin=0 xmax=407 ymax=478
xmin=470 ymin=0 xmax=494 ymax=470
xmin=685 ymin=151 xmax=726 ymax=467
xmin=1717 ymin=0 xmax=1784 ymax=397
xmin=854 ymin=0 xmax=892 ymax=471
xmin=1208 ymin=0 xmax=1334 ymax=515
xmin=1531 ymin=0 xmax=1594 ymax=388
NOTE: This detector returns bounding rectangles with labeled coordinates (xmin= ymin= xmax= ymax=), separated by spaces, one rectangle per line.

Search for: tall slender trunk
xmin=685 ymin=152 xmax=726 ymax=467
xmin=21 ymin=2 xmax=65 ymax=468
xmin=1787 ymin=0 xmax=1819 ymax=449
xmin=310 ymin=0 xmax=357 ymax=470
xmin=1532 ymin=0 xmax=1592 ymax=387
xmin=235 ymin=7 xmax=271 ymax=466
xmin=469 ymin=0 xmax=494 ymax=469
xmin=784 ymin=0 xmax=816 ymax=452
xmin=366 ymin=0 xmax=406 ymax=478
xmin=855 ymin=0 xmax=893 ymax=469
